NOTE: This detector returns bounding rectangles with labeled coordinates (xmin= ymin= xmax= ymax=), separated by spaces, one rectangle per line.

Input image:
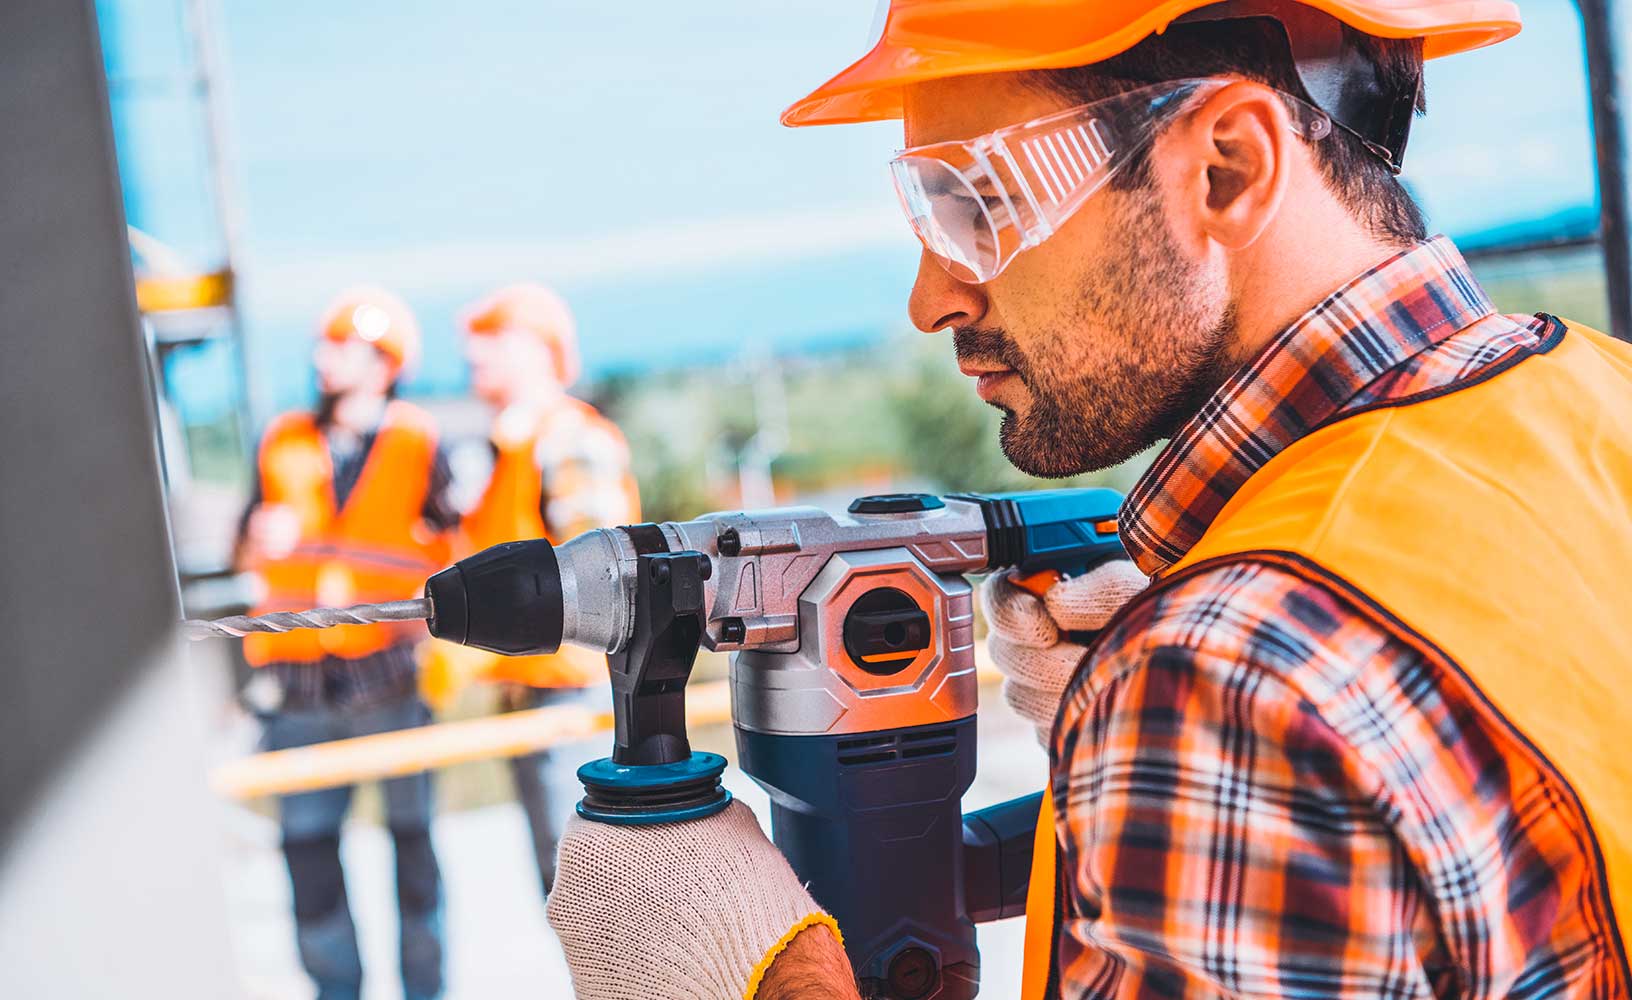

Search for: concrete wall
xmin=0 ymin=0 xmax=235 ymax=992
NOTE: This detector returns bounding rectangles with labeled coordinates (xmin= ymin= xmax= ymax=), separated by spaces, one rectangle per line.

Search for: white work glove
xmin=547 ymin=799 xmax=840 ymax=1000
xmin=981 ymin=560 xmax=1149 ymax=742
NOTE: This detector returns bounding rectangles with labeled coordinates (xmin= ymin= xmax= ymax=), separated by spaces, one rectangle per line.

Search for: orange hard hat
xmin=318 ymin=285 xmax=421 ymax=375
xmin=461 ymin=283 xmax=582 ymax=387
xmin=782 ymin=0 xmax=1522 ymax=128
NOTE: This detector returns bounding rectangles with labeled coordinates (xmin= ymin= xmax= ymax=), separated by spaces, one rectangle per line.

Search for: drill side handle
xmin=962 ymin=791 xmax=1044 ymax=923
xmin=576 ymin=548 xmax=732 ymax=825
xmin=606 ymin=550 xmax=712 ymax=766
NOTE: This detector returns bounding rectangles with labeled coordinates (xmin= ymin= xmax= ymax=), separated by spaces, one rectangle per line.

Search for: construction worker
xmin=543 ymin=1 xmax=1632 ymax=998
xmin=447 ymin=282 xmax=640 ymax=897
xmin=236 ymin=286 xmax=455 ymax=1000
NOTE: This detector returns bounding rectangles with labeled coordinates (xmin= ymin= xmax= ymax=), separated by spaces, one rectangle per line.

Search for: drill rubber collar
xmin=576 ymin=752 xmax=733 ymax=826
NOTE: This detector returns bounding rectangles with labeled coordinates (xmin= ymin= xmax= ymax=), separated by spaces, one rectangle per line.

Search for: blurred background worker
xmin=439 ymin=282 xmax=640 ymax=898
xmin=235 ymin=286 xmax=457 ymax=1000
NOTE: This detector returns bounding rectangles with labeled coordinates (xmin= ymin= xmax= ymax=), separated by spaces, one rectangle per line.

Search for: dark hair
xmin=1029 ymin=18 xmax=1428 ymax=245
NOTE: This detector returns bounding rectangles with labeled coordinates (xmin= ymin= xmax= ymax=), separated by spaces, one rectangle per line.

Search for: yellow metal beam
xmin=135 ymin=268 xmax=233 ymax=312
xmin=210 ymin=680 xmax=734 ymax=801
xmin=211 ymin=645 xmax=1001 ymax=801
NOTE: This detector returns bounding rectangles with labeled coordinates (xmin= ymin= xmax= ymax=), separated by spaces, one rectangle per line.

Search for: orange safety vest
xmin=244 ymin=401 xmax=449 ymax=666
xmin=454 ymin=398 xmax=640 ymax=689
xmin=1019 ymin=319 xmax=1632 ymax=997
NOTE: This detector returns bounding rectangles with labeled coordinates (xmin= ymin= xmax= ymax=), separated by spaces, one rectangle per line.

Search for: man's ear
xmin=1178 ymin=82 xmax=1292 ymax=251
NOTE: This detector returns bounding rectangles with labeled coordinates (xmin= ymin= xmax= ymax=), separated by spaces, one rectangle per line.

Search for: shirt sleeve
xmin=533 ymin=417 xmax=638 ymax=539
xmin=1050 ymin=565 xmax=1449 ymax=1000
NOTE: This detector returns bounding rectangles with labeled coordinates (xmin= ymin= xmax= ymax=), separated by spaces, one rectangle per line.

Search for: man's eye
xmin=958 ymin=199 xmax=990 ymax=227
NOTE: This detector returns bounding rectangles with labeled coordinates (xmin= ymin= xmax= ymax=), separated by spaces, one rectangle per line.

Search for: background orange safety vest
xmin=244 ymin=401 xmax=449 ymax=666
xmin=435 ymin=398 xmax=641 ymax=692
xmin=1021 ymin=319 xmax=1632 ymax=997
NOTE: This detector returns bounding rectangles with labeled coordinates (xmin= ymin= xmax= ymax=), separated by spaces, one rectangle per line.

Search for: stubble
xmin=956 ymin=192 xmax=1240 ymax=478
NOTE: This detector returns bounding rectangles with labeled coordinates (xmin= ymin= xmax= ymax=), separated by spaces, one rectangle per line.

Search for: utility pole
xmin=1579 ymin=0 xmax=1632 ymax=342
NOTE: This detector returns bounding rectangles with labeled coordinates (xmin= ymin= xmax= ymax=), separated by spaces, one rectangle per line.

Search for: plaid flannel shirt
xmin=1051 ymin=237 xmax=1624 ymax=998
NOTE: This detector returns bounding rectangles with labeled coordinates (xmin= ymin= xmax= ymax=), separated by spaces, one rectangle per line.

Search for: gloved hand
xmin=981 ymin=560 xmax=1148 ymax=742
xmin=546 ymin=799 xmax=841 ymax=1000
xmin=240 ymin=502 xmax=300 ymax=563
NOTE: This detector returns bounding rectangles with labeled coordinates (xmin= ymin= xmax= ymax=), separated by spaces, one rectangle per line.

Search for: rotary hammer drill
xmin=417 ymin=487 xmax=1125 ymax=999
xmin=195 ymin=487 xmax=1125 ymax=997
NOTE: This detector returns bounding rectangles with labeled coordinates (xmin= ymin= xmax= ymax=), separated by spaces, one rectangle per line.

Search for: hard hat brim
xmin=781 ymin=0 xmax=1520 ymax=128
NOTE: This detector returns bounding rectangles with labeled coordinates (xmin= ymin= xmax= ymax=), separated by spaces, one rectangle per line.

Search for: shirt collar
xmin=1119 ymin=236 xmax=1495 ymax=576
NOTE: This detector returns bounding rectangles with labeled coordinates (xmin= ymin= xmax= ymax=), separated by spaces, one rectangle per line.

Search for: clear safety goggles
xmin=890 ymin=78 xmax=1330 ymax=284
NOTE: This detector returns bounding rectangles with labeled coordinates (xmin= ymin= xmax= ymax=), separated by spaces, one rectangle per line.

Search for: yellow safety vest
xmin=1021 ymin=319 xmax=1632 ymax=996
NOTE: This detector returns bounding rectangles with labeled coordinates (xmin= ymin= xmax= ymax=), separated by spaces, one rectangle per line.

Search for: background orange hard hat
xmin=318 ymin=285 xmax=421 ymax=375
xmin=461 ymin=283 xmax=582 ymax=387
xmin=782 ymin=0 xmax=1523 ymax=127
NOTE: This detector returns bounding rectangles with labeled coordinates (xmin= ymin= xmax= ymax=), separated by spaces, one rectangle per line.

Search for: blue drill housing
xmin=737 ymin=718 xmax=980 ymax=999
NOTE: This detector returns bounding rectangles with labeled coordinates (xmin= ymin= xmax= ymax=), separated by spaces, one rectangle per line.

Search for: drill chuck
xmin=421 ymin=527 xmax=633 ymax=656
xmin=423 ymin=539 xmax=564 ymax=655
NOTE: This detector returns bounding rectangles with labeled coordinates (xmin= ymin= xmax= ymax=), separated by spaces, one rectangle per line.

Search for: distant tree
xmin=601 ymin=334 xmax=1148 ymax=525
xmin=885 ymin=334 xmax=1148 ymax=493
xmin=888 ymin=348 xmax=1028 ymax=491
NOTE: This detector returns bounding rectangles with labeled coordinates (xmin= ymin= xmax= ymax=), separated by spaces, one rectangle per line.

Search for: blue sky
xmin=100 ymin=0 xmax=1602 ymax=421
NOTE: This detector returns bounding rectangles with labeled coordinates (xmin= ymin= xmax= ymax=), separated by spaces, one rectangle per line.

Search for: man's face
xmin=465 ymin=327 xmax=558 ymax=406
xmin=464 ymin=329 xmax=512 ymax=405
xmin=902 ymin=73 xmax=1239 ymax=477
xmin=313 ymin=335 xmax=391 ymax=397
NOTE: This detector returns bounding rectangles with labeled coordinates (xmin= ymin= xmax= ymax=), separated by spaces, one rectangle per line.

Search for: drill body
xmin=423 ymin=488 xmax=1126 ymax=999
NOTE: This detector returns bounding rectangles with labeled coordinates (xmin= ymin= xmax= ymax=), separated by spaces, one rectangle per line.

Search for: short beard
xmin=956 ymin=193 xmax=1239 ymax=478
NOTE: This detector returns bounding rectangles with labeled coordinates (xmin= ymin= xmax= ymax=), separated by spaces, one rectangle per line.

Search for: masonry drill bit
xmin=182 ymin=598 xmax=432 ymax=641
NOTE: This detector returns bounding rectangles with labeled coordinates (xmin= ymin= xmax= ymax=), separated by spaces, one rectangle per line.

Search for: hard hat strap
xmin=1176 ymin=0 xmax=1420 ymax=172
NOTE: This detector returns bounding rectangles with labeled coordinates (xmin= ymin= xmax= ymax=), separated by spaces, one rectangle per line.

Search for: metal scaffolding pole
xmin=1580 ymin=0 xmax=1632 ymax=342
xmin=182 ymin=0 xmax=259 ymax=439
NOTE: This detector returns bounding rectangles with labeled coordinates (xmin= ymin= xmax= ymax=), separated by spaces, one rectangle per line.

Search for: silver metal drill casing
xmin=729 ymin=549 xmax=977 ymax=736
xmin=548 ymin=498 xmax=993 ymax=736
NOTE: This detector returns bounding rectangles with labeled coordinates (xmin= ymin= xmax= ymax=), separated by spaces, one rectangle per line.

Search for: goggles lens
xmin=890 ymin=78 xmax=1324 ymax=283
xmin=891 ymin=157 xmax=998 ymax=284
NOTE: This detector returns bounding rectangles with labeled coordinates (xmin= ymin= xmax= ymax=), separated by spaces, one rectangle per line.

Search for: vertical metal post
xmin=1580 ymin=0 xmax=1632 ymax=342
xmin=183 ymin=0 xmax=261 ymax=445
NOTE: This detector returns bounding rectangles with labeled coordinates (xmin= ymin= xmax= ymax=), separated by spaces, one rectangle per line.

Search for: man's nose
xmin=907 ymin=250 xmax=987 ymax=333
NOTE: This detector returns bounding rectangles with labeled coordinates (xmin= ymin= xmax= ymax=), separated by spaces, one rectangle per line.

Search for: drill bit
xmin=181 ymin=598 xmax=432 ymax=641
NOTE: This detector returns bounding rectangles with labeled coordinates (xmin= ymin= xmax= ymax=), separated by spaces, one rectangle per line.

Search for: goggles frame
xmin=890 ymin=77 xmax=1331 ymax=284
xmin=1176 ymin=0 xmax=1422 ymax=173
